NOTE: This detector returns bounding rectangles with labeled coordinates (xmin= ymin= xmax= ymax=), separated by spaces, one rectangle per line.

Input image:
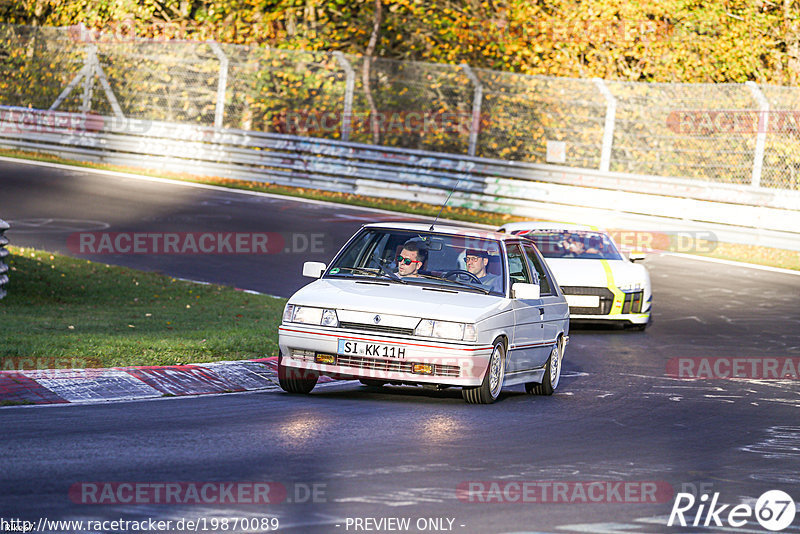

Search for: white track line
xmin=664 ymin=252 xmax=800 ymax=277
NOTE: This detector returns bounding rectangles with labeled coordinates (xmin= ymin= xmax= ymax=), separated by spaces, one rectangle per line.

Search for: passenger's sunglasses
xmin=396 ymin=255 xmax=422 ymax=266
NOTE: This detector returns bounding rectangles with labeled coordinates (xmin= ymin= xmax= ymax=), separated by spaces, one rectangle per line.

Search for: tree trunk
xmin=362 ymin=0 xmax=382 ymax=145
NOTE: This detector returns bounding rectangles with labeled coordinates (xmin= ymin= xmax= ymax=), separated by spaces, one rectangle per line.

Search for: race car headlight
xmin=284 ymin=305 xmax=338 ymax=327
xmin=415 ymin=319 xmax=477 ymax=342
xmin=617 ymin=282 xmax=643 ymax=292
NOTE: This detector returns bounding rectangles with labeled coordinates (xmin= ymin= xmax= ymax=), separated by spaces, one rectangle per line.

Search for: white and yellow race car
xmin=499 ymin=222 xmax=651 ymax=330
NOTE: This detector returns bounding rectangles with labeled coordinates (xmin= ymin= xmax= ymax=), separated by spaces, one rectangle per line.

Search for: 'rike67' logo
xmin=668 ymin=490 xmax=796 ymax=531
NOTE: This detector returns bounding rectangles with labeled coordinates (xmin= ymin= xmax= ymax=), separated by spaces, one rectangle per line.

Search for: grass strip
xmin=1 ymin=148 xmax=797 ymax=271
xmin=0 ymin=245 xmax=286 ymax=369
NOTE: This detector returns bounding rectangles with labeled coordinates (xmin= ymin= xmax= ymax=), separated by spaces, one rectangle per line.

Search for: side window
xmin=506 ymin=245 xmax=532 ymax=285
xmin=522 ymin=243 xmax=553 ymax=295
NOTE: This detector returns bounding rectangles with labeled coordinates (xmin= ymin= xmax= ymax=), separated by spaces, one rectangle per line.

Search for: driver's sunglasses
xmin=396 ymin=255 xmax=421 ymax=265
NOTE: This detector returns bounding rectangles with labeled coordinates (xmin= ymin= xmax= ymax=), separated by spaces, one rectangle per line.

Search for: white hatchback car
xmin=498 ymin=222 xmax=651 ymax=329
xmin=278 ymin=223 xmax=570 ymax=404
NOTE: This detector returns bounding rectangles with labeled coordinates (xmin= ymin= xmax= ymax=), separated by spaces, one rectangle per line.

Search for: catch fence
xmin=1 ymin=23 xmax=799 ymax=190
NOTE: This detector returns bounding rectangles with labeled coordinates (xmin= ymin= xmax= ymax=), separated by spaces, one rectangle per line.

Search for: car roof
xmin=363 ymin=222 xmax=517 ymax=241
xmin=499 ymin=221 xmax=597 ymax=233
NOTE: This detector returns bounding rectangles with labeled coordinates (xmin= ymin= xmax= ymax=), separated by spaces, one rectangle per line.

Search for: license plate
xmin=337 ymin=339 xmax=406 ymax=359
xmin=565 ymin=294 xmax=600 ymax=308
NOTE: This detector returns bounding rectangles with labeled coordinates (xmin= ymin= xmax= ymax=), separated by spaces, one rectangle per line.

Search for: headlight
xmin=284 ymin=305 xmax=339 ymax=327
xmin=415 ymin=319 xmax=477 ymax=341
xmin=617 ymin=282 xmax=643 ymax=292
xmin=282 ymin=304 xmax=295 ymax=323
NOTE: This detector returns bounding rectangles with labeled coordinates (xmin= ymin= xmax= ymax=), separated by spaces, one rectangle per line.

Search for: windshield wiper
xmin=336 ymin=266 xmax=380 ymax=277
xmin=415 ymin=274 xmax=491 ymax=294
xmin=369 ymin=256 xmax=406 ymax=283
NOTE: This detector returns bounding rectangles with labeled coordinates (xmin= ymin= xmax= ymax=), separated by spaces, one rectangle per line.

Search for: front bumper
xmin=561 ymin=285 xmax=650 ymax=324
xmin=278 ymin=325 xmax=494 ymax=386
xmin=569 ymin=312 xmax=650 ymax=325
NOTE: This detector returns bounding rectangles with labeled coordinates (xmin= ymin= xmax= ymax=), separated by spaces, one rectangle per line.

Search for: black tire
xmin=359 ymin=379 xmax=385 ymax=387
xmin=629 ymin=317 xmax=651 ymax=331
xmin=278 ymin=353 xmax=318 ymax=394
xmin=526 ymin=341 xmax=562 ymax=396
xmin=462 ymin=339 xmax=506 ymax=404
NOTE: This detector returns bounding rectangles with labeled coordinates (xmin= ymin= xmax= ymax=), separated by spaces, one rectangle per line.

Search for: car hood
xmin=545 ymin=258 xmax=646 ymax=288
xmin=288 ymin=278 xmax=508 ymax=323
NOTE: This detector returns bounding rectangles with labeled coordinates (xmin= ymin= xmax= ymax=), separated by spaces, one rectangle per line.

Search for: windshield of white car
xmin=521 ymin=230 xmax=623 ymax=260
xmin=325 ymin=229 xmax=506 ymax=295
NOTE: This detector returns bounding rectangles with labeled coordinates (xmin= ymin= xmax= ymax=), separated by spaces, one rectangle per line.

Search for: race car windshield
xmin=325 ymin=229 xmax=506 ymax=295
xmin=522 ymin=230 xmax=623 ymax=260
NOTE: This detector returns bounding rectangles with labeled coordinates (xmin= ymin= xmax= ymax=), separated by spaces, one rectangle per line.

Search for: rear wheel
xmin=526 ymin=341 xmax=562 ymax=395
xmin=462 ymin=339 xmax=506 ymax=404
xmin=278 ymin=353 xmax=318 ymax=394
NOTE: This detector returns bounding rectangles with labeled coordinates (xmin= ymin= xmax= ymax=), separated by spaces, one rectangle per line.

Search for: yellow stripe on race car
xmin=600 ymin=259 xmax=625 ymax=316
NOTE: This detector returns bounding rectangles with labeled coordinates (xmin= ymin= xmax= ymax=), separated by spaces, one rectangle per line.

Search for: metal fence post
xmin=461 ymin=63 xmax=483 ymax=157
xmin=50 ymin=34 xmax=124 ymax=118
xmin=746 ymin=81 xmax=768 ymax=188
xmin=593 ymin=78 xmax=616 ymax=172
xmin=80 ymin=44 xmax=97 ymax=113
xmin=209 ymin=42 xmax=228 ymax=130
xmin=0 ymin=219 xmax=9 ymax=301
xmin=90 ymin=46 xmax=124 ymax=119
xmin=333 ymin=52 xmax=355 ymax=142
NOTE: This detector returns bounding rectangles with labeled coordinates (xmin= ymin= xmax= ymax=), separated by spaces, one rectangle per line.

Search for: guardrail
xmin=0 ymin=218 xmax=9 ymax=300
xmin=1 ymin=106 xmax=799 ymax=251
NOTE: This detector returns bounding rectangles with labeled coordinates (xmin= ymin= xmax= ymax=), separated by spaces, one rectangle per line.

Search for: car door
xmin=521 ymin=241 xmax=564 ymax=363
xmin=507 ymin=243 xmax=548 ymax=372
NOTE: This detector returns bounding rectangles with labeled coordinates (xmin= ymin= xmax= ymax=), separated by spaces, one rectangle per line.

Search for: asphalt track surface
xmin=1 ymin=159 xmax=800 ymax=534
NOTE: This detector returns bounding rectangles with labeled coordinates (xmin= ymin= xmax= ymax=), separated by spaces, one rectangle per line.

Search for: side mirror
xmin=512 ymin=282 xmax=540 ymax=300
xmin=302 ymin=261 xmax=327 ymax=278
xmin=629 ymin=251 xmax=646 ymax=262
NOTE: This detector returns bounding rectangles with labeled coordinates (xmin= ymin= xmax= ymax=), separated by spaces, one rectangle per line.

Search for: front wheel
xmin=462 ymin=339 xmax=506 ymax=404
xmin=278 ymin=353 xmax=318 ymax=394
xmin=526 ymin=342 xmax=562 ymax=395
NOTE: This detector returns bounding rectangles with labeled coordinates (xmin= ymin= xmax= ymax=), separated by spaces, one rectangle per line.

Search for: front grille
xmin=561 ymin=286 xmax=615 ymax=315
xmin=338 ymin=322 xmax=415 ymax=336
xmin=336 ymin=354 xmax=460 ymax=378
